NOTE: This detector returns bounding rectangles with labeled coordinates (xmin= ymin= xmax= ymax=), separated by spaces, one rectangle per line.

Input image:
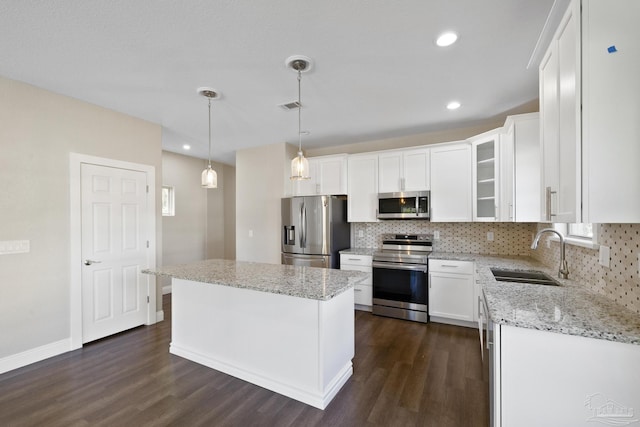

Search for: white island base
xmin=170 ymin=278 xmax=355 ymax=410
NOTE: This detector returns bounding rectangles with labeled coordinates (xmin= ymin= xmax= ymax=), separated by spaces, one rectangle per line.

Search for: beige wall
xmin=222 ymin=164 xmax=236 ymax=260
xmin=161 ymin=152 xmax=208 ymax=270
xmin=235 ymin=142 xmax=296 ymax=264
xmin=0 ymin=76 xmax=162 ymax=359
xmin=161 ymin=152 xmax=235 ymax=292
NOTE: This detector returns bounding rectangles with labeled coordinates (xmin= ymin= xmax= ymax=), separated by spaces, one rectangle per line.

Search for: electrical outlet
xmin=487 ymin=231 xmax=494 ymax=242
xmin=599 ymin=245 xmax=610 ymax=268
xmin=248 ymin=230 xmax=254 ymax=238
xmin=358 ymin=230 xmax=364 ymax=238
xmin=546 ymin=239 xmax=551 ymax=249
xmin=637 ymin=253 xmax=640 ymax=276
xmin=433 ymin=230 xmax=440 ymax=240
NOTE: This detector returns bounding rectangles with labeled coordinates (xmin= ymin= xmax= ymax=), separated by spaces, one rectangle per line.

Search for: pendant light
xmin=198 ymin=87 xmax=220 ymax=189
xmin=286 ymin=55 xmax=313 ymax=180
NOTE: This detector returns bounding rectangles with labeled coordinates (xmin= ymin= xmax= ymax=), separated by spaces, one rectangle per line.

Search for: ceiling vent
xmin=279 ymin=101 xmax=301 ymax=110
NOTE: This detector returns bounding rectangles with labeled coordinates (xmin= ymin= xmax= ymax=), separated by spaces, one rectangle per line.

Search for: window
xmin=162 ymin=186 xmax=175 ymax=216
xmin=553 ymin=223 xmax=598 ymax=248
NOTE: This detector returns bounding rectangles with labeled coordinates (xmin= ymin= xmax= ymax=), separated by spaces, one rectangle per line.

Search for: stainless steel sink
xmin=490 ymin=268 xmax=560 ymax=286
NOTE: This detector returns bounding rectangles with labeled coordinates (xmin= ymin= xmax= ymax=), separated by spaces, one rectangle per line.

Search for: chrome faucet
xmin=531 ymin=228 xmax=569 ymax=279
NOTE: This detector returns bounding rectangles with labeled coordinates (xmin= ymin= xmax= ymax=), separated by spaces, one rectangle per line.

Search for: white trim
xmin=0 ymin=339 xmax=71 ymax=375
xmin=156 ymin=310 xmax=164 ymax=322
xmin=551 ymin=223 xmax=600 ymax=250
xmin=69 ymin=153 xmax=157 ymax=350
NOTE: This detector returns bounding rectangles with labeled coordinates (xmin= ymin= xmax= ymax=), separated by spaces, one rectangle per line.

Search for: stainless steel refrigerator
xmin=281 ymin=195 xmax=350 ymax=269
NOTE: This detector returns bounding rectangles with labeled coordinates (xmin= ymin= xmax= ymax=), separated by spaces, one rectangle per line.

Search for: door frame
xmin=69 ymin=153 xmax=157 ymax=350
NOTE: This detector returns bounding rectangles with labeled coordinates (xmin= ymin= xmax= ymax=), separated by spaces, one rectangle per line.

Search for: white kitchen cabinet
xmin=469 ymin=130 xmax=501 ymax=222
xmin=430 ymin=143 xmax=472 ymax=222
xmin=540 ymin=0 xmax=640 ymax=223
xmin=292 ymin=154 xmax=348 ymax=196
xmin=502 ymin=113 xmax=541 ymax=222
xmin=340 ymin=254 xmax=372 ymax=310
xmin=378 ymin=148 xmax=430 ymax=193
xmin=539 ymin=0 xmax=580 ymax=223
xmin=428 ymin=259 xmax=475 ymax=325
xmin=347 ymin=154 xmax=378 ymax=222
xmin=496 ymin=324 xmax=640 ymax=427
xmin=581 ymin=0 xmax=640 ymax=223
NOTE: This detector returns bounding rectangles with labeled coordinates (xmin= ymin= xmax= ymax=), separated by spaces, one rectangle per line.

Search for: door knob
xmin=84 ymin=259 xmax=102 ymax=266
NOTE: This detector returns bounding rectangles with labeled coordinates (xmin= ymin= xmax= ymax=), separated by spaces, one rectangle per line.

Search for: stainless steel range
xmin=372 ymin=234 xmax=432 ymax=323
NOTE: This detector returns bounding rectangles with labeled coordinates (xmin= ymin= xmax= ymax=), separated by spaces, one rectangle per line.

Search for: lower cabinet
xmin=428 ymin=259 xmax=475 ymax=325
xmin=495 ymin=324 xmax=640 ymax=427
xmin=340 ymin=254 xmax=372 ymax=310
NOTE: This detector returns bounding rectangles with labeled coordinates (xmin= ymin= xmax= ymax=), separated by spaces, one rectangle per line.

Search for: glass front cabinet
xmin=470 ymin=130 xmax=501 ymax=221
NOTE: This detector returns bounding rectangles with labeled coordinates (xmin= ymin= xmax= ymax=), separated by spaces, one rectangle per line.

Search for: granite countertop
xmin=143 ymin=259 xmax=366 ymax=301
xmin=339 ymin=248 xmax=377 ymax=256
xmin=430 ymin=252 xmax=640 ymax=345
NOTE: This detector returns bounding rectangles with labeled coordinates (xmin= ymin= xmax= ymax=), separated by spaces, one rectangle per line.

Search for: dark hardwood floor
xmin=0 ymin=295 xmax=488 ymax=426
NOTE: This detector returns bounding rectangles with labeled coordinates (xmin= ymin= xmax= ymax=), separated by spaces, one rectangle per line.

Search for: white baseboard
xmin=170 ymin=343 xmax=352 ymax=410
xmin=0 ymin=338 xmax=71 ymax=375
xmin=162 ymin=285 xmax=172 ymax=295
xmin=156 ymin=310 xmax=164 ymax=322
xmin=430 ymin=316 xmax=475 ymax=329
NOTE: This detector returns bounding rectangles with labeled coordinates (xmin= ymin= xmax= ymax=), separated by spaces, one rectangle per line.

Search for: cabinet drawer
xmin=354 ymin=283 xmax=372 ymax=306
xmin=429 ymin=259 xmax=474 ymax=274
xmin=340 ymin=254 xmax=372 ymax=267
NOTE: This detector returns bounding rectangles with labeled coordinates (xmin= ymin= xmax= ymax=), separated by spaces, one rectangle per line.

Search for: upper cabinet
xmin=347 ymin=153 xmax=378 ymax=222
xmin=539 ymin=0 xmax=580 ymax=223
xmin=540 ymin=0 xmax=640 ymax=223
xmin=469 ymin=130 xmax=501 ymax=222
xmin=291 ymin=154 xmax=348 ymax=197
xmin=378 ymin=148 xmax=430 ymax=193
xmin=430 ymin=142 xmax=472 ymax=222
xmin=503 ymin=113 xmax=542 ymax=222
xmin=581 ymin=0 xmax=640 ymax=223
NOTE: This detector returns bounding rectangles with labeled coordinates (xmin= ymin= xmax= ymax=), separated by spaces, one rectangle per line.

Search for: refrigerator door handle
xmin=299 ymin=201 xmax=305 ymax=248
xmin=302 ymin=202 xmax=307 ymax=248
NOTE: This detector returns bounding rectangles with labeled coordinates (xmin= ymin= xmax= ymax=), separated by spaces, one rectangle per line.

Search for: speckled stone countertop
xmin=339 ymin=248 xmax=377 ymax=256
xmin=430 ymin=252 xmax=640 ymax=345
xmin=143 ymin=259 xmax=366 ymax=301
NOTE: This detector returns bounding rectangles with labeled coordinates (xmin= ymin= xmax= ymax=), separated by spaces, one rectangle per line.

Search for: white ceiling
xmin=0 ymin=0 xmax=555 ymax=165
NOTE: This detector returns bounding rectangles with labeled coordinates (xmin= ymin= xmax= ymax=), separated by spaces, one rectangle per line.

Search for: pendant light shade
xmin=286 ymin=55 xmax=313 ymax=180
xmin=198 ymin=87 xmax=220 ymax=189
xmin=291 ymin=150 xmax=310 ymax=180
xmin=201 ymin=165 xmax=217 ymax=188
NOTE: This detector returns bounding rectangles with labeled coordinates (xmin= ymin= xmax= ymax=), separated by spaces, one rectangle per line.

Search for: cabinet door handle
xmin=545 ymin=187 xmax=557 ymax=220
xmin=354 ymin=288 xmax=363 ymax=292
xmin=440 ymin=264 xmax=459 ymax=268
xmin=347 ymin=258 xmax=361 ymax=261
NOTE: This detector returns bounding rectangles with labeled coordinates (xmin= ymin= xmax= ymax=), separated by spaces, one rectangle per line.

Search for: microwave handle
xmin=415 ymin=196 xmax=419 ymax=217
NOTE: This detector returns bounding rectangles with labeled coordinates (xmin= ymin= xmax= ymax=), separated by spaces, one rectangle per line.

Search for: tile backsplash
xmin=531 ymin=223 xmax=640 ymax=315
xmin=352 ymin=221 xmax=640 ymax=314
xmin=352 ymin=221 xmax=536 ymax=256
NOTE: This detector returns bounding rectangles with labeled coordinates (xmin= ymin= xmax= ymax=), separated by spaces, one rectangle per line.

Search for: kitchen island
xmin=143 ymin=259 xmax=365 ymax=409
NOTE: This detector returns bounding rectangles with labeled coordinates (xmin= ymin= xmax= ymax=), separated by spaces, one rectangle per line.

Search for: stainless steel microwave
xmin=377 ymin=191 xmax=430 ymax=220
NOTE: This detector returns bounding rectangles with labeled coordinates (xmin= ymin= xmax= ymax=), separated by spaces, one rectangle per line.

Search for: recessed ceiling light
xmin=183 ymin=144 xmax=191 ymax=150
xmin=436 ymin=32 xmax=458 ymax=47
xmin=447 ymin=101 xmax=461 ymax=110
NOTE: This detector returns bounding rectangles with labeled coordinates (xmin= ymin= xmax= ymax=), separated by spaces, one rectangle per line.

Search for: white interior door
xmin=81 ymin=163 xmax=149 ymax=343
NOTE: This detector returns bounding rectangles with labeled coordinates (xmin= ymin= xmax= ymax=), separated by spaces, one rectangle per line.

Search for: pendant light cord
xmin=297 ymin=70 xmax=302 ymax=152
xmin=207 ymin=98 xmax=212 ymax=168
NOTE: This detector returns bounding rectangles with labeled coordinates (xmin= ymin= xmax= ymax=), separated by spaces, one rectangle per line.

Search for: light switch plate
xmin=433 ymin=230 xmax=440 ymax=240
xmin=599 ymin=245 xmax=610 ymax=268
xmin=0 ymin=240 xmax=30 ymax=255
xmin=487 ymin=231 xmax=494 ymax=242
xmin=358 ymin=230 xmax=364 ymax=238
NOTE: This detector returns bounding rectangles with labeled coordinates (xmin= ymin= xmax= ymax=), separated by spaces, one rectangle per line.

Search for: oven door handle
xmin=372 ymin=261 xmax=427 ymax=272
